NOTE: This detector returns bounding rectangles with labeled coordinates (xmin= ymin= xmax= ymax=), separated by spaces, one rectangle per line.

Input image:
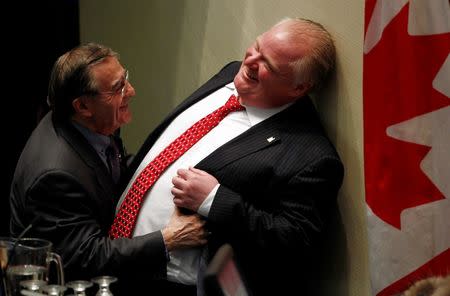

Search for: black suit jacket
xmin=9 ymin=113 xmax=168 ymax=286
xmin=130 ymin=61 xmax=344 ymax=295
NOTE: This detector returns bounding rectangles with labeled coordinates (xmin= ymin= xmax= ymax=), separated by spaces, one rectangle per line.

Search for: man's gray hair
xmin=277 ymin=17 xmax=336 ymax=93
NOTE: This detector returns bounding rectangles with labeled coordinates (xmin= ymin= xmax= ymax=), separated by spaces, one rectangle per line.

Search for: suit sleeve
xmin=207 ymin=156 xmax=344 ymax=256
xmin=20 ymin=170 xmax=167 ymax=280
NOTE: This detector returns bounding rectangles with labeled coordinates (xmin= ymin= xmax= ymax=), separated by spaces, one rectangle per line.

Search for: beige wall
xmin=80 ymin=1 xmax=368 ymax=295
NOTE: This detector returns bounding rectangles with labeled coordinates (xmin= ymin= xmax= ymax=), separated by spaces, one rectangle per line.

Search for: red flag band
xmin=363 ymin=0 xmax=450 ymax=295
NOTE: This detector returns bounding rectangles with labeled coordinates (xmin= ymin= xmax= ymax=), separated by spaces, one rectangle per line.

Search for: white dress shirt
xmin=117 ymin=82 xmax=290 ymax=284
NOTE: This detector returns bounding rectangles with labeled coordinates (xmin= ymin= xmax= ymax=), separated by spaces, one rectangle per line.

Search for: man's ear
xmin=291 ymin=82 xmax=312 ymax=98
xmin=72 ymin=97 xmax=93 ymax=117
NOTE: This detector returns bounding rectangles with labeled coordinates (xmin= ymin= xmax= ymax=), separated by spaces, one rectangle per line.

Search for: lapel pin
xmin=267 ymin=136 xmax=276 ymax=143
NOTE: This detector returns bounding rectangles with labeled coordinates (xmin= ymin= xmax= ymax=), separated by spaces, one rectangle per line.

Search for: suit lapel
xmin=54 ymin=117 xmax=115 ymax=198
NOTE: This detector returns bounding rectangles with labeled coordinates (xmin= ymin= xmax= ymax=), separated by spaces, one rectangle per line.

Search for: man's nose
xmin=245 ymin=52 xmax=261 ymax=69
xmin=125 ymin=82 xmax=136 ymax=97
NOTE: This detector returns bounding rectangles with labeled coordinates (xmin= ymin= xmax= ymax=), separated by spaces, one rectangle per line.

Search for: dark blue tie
xmin=106 ymin=137 xmax=121 ymax=183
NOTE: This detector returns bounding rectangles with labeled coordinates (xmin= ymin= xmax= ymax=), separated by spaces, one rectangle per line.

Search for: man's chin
xmin=119 ymin=113 xmax=132 ymax=125
xmin=235 ymin=77 xmax=254 ymax=94
xmin=233 ymin=74 xmax=241 ymax=88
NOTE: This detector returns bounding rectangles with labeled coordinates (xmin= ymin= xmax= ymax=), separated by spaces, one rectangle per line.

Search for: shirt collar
xmin=72 ymin=121 xmax=111 ymax=155
xmin=225 ymin=82 xmax=293 ymax=126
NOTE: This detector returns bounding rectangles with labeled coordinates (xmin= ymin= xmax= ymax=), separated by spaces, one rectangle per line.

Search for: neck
xmin=71 ymin=116 xmax=113 ymax=136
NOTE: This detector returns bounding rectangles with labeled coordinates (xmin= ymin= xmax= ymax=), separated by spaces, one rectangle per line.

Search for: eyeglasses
xmin=94 ymin=69 xmax=129 ymax=98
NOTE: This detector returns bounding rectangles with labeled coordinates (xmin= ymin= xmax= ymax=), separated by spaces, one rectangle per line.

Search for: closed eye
xmin=255 ymin=38 xmax=277 ymax=73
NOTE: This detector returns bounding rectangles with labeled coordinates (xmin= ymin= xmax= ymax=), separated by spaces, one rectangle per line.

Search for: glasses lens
xmin=121 ymin=70 xmax=129 ymax=96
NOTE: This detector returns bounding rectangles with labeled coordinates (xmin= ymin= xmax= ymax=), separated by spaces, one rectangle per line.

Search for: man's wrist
xmin=198 ymin=184 xmax=220 ymax=216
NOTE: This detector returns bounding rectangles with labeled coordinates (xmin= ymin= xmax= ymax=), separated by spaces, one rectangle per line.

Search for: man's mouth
xmin=244 ymin=68 xmax=258 ymax=82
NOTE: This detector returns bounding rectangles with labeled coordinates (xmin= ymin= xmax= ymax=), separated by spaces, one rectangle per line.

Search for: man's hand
xmin=161 ymin=207 xmax=207 ymax=251
xmin=171 ymin=167 xmax=219 ymax=211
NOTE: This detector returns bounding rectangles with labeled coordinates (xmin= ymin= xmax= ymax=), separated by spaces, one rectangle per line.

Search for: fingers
xmin=172 ymin=174 xmax=185 ymax=187
xmin=173 ymin=196 xmax=184 ymax=208
xmin=189 ymin=166 xmax=208 ymax=175
xmin=171 ymin=175 xmax=186 ymax=200
xmin=176 ymin=168 xmax=189 ymax=179
xmin=176 ymin=167 xmax=208 ymax=180
xmin=195 ymin=221 xmax=209 ymax=245
xmin=198 ymin=227 xmax=210 ymax=245
xmin=171 ymin=186 xmax=183 ymax=197
xmin=182 ymin=215 xmax=208 ymax=245
xmin=164 ymin=208 xmax=209 ymax=249
xmin=173 ymin=167 xmax=212 ymax=211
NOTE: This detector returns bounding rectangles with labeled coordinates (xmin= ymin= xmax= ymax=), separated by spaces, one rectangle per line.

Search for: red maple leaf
xmin=363 ymin=3 xmax=450 ymax=229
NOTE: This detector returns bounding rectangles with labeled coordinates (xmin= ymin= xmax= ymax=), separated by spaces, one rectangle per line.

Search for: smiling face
xmin=73 ymin=56 xmax=135 ymax=135
xmin=234 ymin=21 xmax=311 ymax=108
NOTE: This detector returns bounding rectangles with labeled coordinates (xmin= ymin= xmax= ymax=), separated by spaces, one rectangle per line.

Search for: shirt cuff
xmin=160 ymin=230 xmax=171 ymax=262
xmin=198 ymin=184 xmax=220 ymax=217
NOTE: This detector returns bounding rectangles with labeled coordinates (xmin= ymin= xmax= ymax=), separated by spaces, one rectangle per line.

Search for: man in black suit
xmin=115 ymin=17 xmax=344 ymax=295
xmin=9 ymin=43 xmax=206 ymax=289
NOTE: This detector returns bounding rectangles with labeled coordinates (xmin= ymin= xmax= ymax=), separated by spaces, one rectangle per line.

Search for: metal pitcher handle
xmin=47 ymin=252 xmax=64 ymax=286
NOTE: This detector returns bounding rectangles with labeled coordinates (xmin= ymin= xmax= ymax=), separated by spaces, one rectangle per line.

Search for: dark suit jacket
xmin=9 ymin=113 xmax=168 ymax=288
xmin=130 ymin=61 xmax=344 ymax=295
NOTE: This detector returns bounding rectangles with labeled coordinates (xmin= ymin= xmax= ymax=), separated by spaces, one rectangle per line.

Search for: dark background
xmin=2 ymin=0 xmax=79 ymax=236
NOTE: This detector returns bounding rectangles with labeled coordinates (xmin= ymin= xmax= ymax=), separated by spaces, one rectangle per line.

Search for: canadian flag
xmin=363 ymin=0 xmax=450 ymax=295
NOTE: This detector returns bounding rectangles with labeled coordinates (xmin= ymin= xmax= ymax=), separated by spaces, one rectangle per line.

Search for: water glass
xmin=66 ymin=280 xmax=92 ymax=296
xmin=40 ymin=284 xmax=67 ymax=296
xmin=20 ymin=279 xmax=47 ymax=293
xmin=91 ymin=276 xmax=117 ymax=296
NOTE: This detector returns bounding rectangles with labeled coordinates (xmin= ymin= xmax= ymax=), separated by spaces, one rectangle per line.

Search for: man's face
xmin=83 ymin=57 xmax=135 ymax=135
xmin=234 ymin=23 xmax=308 ymax=108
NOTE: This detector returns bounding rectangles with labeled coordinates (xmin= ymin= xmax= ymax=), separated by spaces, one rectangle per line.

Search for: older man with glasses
xmin=9 ymin=43 xmax=207 ymax=292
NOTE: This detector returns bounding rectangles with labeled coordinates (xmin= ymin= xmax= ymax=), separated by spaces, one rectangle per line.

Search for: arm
xmin=15 ymin=170 xmax=205 ymax=280
xmin=211 ymin=157 xmax=343 ymax=253
xmin=172 ymin=158 xmax=343 ymax=254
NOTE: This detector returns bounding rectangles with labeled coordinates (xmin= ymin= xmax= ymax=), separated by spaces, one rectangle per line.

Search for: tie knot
xmin=224 ymin=95 xmax=245 ymax=112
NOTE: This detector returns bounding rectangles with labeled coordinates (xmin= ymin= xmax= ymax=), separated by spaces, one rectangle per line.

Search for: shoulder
xmin=13 ymin=117 xmax=92 ymax=188
xmin=277 ymin=99 xmax=343 ymax=169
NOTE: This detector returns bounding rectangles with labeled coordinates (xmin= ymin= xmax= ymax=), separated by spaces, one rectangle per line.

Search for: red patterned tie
xmin=109 ymin=95 xmax=245 ymax=239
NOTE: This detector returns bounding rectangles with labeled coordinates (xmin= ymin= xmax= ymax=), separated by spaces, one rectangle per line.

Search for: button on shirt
xmin=116 ymin=82 xmax=291 ymax=285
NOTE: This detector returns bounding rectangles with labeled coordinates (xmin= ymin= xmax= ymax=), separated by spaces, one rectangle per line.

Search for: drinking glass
xmin=20 ymin=279 xmax=47 ymax=292
xmin=18 ymin=290 xmax=46 ymax=296
xmin=91 ymin=276 xmax=117 ymax=296
xmin=40 ymin=284 xmax=67 ymax=296
xmin=66 ymin=280 xmax=93 ymax=296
